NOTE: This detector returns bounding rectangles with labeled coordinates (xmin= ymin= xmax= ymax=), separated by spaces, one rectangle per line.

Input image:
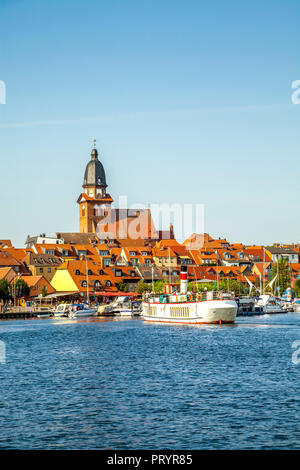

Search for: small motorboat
xmin=293 ymin=299 xmax=300 ymax=313
xmin=255 ymin=295 xmax=286 ymax=314
xmin=103 ymin=297 xmax=141 ymax=317
xmin=53 ymin=304 xmax=70 ymax=317
xmin=68 ymin=303 xmax=97 ymax=318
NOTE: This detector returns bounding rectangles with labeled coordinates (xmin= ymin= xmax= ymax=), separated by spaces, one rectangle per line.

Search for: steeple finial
xmin=93 ymin=139 xmax=96 ymax=149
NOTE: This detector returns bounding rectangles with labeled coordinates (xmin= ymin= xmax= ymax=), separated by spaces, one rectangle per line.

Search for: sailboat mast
xmin=263 ymin=247 xmax=265 ymax=294
xmin=168 ymin=247 xmax=171 ymax=284
xmin=86 ymin=256 xmax=90 ymax=304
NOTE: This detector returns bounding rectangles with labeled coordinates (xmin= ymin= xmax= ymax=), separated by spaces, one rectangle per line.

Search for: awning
xmin=40 ymin=291 xmax=78 ymax=299
xmin=94 ymin=291 xmax=139 ymax=297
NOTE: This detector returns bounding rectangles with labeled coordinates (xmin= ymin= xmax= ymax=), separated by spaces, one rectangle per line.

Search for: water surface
xmin=0 ymin=314 xmax=299 ymax=449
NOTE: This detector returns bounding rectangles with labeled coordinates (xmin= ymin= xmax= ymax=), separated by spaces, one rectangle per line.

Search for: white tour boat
xmin=142 ymin=266 xmax=237 ymax=325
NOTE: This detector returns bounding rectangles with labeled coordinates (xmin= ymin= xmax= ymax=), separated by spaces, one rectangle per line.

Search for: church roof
xmin=83 ymin=148 xmax=107 ymax=188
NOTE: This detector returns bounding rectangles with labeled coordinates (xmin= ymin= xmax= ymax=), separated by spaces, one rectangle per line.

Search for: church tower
xmin=77 ymin=147 xmax=113 ymax=233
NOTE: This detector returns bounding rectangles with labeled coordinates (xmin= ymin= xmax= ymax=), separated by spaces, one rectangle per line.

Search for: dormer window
xmin=81 ymin=281 xmax=87 ymax=287
xmin=99 ymin=250 xmax=109 ymax=256
xmin=129 ymin=251 xmax=136 ymax=256
xmin=75 ymin=270 xmax=80 ymax=275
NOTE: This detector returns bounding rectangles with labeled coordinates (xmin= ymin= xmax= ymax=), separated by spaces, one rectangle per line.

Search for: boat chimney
xmin=180 ymin=265 xmax=188 ymax=294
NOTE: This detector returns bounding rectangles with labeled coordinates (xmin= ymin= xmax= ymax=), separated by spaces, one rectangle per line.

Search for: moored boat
xmin=255 ymin=294 xmax=286 ymax=314
xmin=293 ymin=299 xmax=300 ymax=313
xmin=142 ymin=266 xmax=237 ymax=325
xmin=53 ymin=304 xmax=70 ymax=317
xmin=68 ymin=303 xmax=97 ymax=318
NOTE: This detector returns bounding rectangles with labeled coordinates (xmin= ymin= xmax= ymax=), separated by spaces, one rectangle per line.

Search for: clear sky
xmin=0 ymin=0 xmax=299 ymax=247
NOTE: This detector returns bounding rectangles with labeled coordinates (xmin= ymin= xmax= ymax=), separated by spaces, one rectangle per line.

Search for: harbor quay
xmin=0 ymin=146 xmax=300 ymax=319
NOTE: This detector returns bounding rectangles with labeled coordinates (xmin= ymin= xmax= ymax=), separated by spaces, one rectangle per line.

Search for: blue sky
xmin=0 ymin=0 xmax=299 ymax=247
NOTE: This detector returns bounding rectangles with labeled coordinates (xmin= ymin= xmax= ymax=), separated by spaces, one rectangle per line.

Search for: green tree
xmin=271 ymin=259 xmax=291 ymax=295
xmin=294 ymin=278 xmax=300 ymax=297
xmin=116 ymin=281 xmax=129 ymax=292
xmin=41 ymin=285 xmax=48 ymax=297
xmin=136 ymin=280 xmax=151 ymax=295
xmin=187 ymin=279 xmax=247 ymax=295
xmin=0 ymin=279 xmax=9 ymax=301
xmin=153 ymin=280 xmax=166 ymax=293
xmin=10 ymin=278 xmax=30 ymax=299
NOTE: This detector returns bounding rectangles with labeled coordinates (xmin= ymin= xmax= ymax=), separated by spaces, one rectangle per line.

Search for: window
xmin=98 ymin=269 xmax=104 ymax=275
xmin=99 ymin=250 xmax=109 ymax=256
xmin=82 ymin=281 xmax=87 ymax=287
xmin=129 ymin=251 xmax=136 ymax=256
xmin=39 ymin=268 xmax=43 ymax=273
xmin=75 ymin=270 xmax=80 ymax=275
xmin=145 ymin=259 xmax=151 ymax=266
xmin=115 ymin=270 xmax=122 ymax=277
xmin=45 ymin=249 xmax=55 ymax=255
xmin=88 ymin=270 xmax=92 ymax=276
xmin=131 ymin=258 xmax=138 ymax=266
xmin=78 ymin=250 xmax=87 ymax=257
xmin=106 ymin=280 xmax=112 ymax=287
xmin=104 ymin=259 xmax=110 ymax=267
xmin=62 ymin=250 xmax=68 ymax=256
xmin=94 ymin=280 xmax=101 ymax=289
xmin=141 ymin=251 xmax=148 ymax=256
xmin=48 ymin=268 xmax=51 ymax=273
xmin=130 ymin=271 xmax=136 ymax=277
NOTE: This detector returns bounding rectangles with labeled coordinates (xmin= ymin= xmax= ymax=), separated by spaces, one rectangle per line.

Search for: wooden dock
xmin=0 ymin=309 xmax=52 ymax=320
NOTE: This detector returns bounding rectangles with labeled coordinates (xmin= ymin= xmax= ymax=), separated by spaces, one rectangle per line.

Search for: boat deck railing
xmin=143 ymin=291 xmax=234 ymax=304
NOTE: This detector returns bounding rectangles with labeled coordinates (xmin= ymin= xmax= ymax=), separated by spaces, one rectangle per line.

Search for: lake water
xmin=0 ymin=314 xmax=299 ymax=449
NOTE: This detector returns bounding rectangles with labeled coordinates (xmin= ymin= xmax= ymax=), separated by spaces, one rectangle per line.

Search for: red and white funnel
xmin=180 ymin=265 xmax=188 ymax=294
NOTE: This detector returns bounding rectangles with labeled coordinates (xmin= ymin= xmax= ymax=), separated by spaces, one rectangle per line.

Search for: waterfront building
xmin=25 ymin=234 xmax=64 ymax=249
xmin=22 ymin=253 xmax=64 ymax=282
xmin=0 ymin=267 xmax=16 ymax=283
xmin=0 ymin=251 xmax=29 ymax=275
xmin=50 ymin=259 xmax=140 ymax=295
xmin=265 ymin=246 xmax=299 ymax=264
xmin=50 ymin=259 xmax=113 ymax=295
xmin=19 ymin=275 xmax=56 ymax=299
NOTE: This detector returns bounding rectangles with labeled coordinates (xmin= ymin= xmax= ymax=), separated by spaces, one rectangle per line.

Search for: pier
xmin=0 ymin=306 xmax=52 ymax=320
